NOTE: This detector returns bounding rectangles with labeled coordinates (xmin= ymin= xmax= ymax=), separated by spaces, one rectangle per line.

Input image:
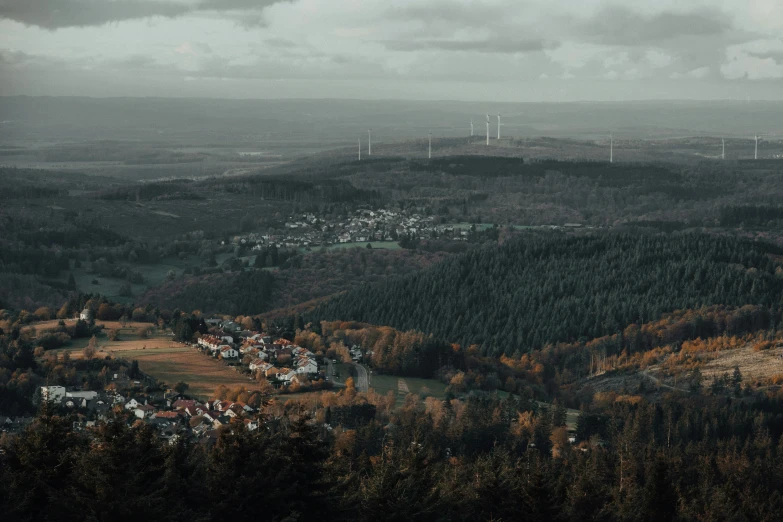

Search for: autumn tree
xmin=82 ymin=335 xmax=98 ymax=360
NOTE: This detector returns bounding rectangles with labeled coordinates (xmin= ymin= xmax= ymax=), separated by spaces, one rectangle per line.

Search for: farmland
xmin=43 ymin=321 xmax=261 ymax=399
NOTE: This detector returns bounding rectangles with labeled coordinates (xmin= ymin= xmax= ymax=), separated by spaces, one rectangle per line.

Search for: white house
xmin=249 ymin=358 xmax=268 ymax=372
xmin=220 ymin=346 xmax=239 ymax=360
xmin=125 ymin=398 xmax=141 ymax=410
xmin=134 ymin=405 xmax=154 ymax=419
xmin=295 ymin=357 xmax=318 ymax=374
xmin=79 ymin=308 xmax=93 ymax=321
xmin=277 ymin=368 xmax=296 ymax=382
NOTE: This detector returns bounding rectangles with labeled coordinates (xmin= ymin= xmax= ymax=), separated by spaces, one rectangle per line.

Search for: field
xmin=41 ymin=320 xmax=261 ymax=399
xmin=369 ymin=373 xmax=448 ymax=405
xmin=110 ymin=344 xmax=261 ymax=399
xmin=52 ymin=253 xmax=236 ymax=302
xmin=300 ymin=241 xmax=401 ymax=253
xmin=698 ymin=343 xmax=783 ymax=386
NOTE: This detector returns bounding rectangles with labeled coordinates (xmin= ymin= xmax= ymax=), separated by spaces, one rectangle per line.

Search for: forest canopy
xmin=313 ymin=232 xmax=783 ymax=355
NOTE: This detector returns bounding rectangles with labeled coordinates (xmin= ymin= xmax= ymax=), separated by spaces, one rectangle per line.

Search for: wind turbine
xmin=470 ymin=118 xmax=474 ymax=137
xmin=497 ymin=113 xmax=501 ymax=140
xmin=368 ymin=129 xmax=372 ymax=156
xmin=428 ymin=132 xmax=432 ymax=159
xmin=610 ymin=133 xmax=613 ymax=163
xmin=358 ymin=137 xmax=361 ymax=161
xmin=755 ymin=134 xmax=758 ymax=160
xmin=486 ymin=114 xmax=490 ymax=146
xmin=722 ymin=138 xmax=725 ymax=160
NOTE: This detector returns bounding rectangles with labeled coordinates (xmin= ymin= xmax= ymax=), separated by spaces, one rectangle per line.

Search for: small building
xmin=79 ymin=308 xmax=93 ymax=322
xmin=40 ymin=386 xmax=66 ymax=403
xmin=220 ymin=346 xmax=239 ymax=360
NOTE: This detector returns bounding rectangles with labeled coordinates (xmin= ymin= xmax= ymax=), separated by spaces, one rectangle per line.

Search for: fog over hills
xmin=1 ymin=97 xmax=781 ymax=147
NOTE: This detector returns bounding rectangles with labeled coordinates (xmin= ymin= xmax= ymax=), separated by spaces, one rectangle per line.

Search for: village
xmin=235 ymin=207 xmax=476 ymax=250
xmin=25 ymin=317 xmax=365 ymax=444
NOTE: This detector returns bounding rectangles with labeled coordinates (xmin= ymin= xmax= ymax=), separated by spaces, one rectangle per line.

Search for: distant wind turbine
xmin=470 ymin=119 xmax=474 ymax=137
xmin=368 ymin=129 xmax=372 ymax=156
xmin=497 ymin=113 xmax=501 ymax=140
xmin=428 ymin=132 xmax=432 ymax=159
xmin=486 ymin=114 xmax=490 ymax=146
xmin=358 ymin=137 xmax=361 ymax=161
xmin=610 ymin=133 xmax=613 ymax=163
xmin=722 ymin=138 xmax=725 ymax=160
xmin=755 ymin=134 xmax=758 ymax=160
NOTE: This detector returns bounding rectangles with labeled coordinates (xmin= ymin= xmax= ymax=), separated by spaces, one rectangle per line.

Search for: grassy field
xmin=300 ymin=241 xmax=401 ymax=253
xmin=42 ymin=320 xmax=261 ymax=399
xmin=110 ymin=344 xmax=261 ymax=399
xmin=56 ymin=255 xmax=211 ymax=303
xmin=369 ymin=373 xmax=447 ymax=405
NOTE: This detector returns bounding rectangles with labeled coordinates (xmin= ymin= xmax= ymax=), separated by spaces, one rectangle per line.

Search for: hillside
xmin=313 ymin=232 xmax=783 ymax=355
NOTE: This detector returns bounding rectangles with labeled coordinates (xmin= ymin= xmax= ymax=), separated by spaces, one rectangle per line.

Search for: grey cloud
xmin=383 ymin=38 xmax=548 ymax=54
xmin=0 ymin=49 xmax=34 ymax=65
xmin=0 ymin=0 xmax=190 ymax=29
xmin=747 ymin=50 xmax=783 ymax=63
xmin=387 ymin=1 xmax=512 ymax=28
xmin=264 ymin=37 xmax=297 ymax=48
xmin=0 ymin=0 xmax=290 ymax=30
xmin=580 ymin=6 xmax=734 ymax=46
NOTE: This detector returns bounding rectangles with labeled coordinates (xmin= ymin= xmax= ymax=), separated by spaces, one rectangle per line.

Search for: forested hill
xmin=313 ymin=232 xmax=783 ymax=355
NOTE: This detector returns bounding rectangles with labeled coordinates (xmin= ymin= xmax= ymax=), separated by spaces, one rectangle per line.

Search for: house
xmin=201 ymin=411 xmax=221 ymax=422
xmin=249 ymin=358 xmax=270 ymax=371
xmin=243 ymin=419 xmax=259 ymax=431
xmin=197 ymin=335 xmax=224 ymax=353
xmin=153 ymin=411 xmax=181 ymax=420
xmin=212 ymin=415 xmax=231 ymax=428
xmin=220 ymin=346 xmax=239 ymax=360
xmin=277 ymin=368 xmax=296 ymax=383
xmin=291 ymin=373 xmax=309 ymax=385
xmin=222 ymin=321 xmax=241 ymax=332
xmin=134 ymin=404 xmax=155 ymax=419
xmin=295 ymin=357 xmax=318 ymax=374
xmin=171 ymin=399 xmax=197 ymax=411
xmin=225 ymin=405 xmax=244 ymax=418
xmin=79 ymin=308 xmax=93 ymax=321
xmin=124 ymin=398 xmax=141 ymax=410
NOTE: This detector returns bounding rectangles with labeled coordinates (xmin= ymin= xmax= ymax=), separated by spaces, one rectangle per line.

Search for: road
xmin=641 ymin=370 xmax=688 ymax=392
xmin=352 ymin=363 xmax=369 ymax=392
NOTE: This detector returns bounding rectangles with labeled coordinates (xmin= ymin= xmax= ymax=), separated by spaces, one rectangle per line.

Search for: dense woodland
xmin=2 ymin=391 xmax=783 ymax=521
xmin=314 ymin=232 xmax=783 ymax=355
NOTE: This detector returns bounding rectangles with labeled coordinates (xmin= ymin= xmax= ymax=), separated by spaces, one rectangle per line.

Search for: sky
xmin=0 ymin=0 xmax=782 ymax=101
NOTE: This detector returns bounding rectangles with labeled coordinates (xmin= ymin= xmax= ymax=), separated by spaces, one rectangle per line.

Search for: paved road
xmin=352 ymin=363 xmax=369 ymax=392
xmin=324 ymin=359 xmax=346 ymax=388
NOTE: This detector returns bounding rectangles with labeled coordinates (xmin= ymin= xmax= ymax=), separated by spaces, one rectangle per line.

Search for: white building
xmin=295 ymin=357 xmax=318 ymax=374
xmin=66 ymin=391 xmax=98 ymax=400
xmin=220 ymin=347 xmax=239 ymax=360
xmin=40 ymin=386 xmax=66 ymax=402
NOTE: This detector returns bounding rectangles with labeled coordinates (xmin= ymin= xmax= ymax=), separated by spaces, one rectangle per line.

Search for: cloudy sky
xmin=1 ymin=0 xmax=782 ymax=101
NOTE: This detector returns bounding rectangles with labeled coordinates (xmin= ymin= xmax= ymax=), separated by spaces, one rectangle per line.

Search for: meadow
xmin=44 ymin=321 xmax=261 ymax=399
